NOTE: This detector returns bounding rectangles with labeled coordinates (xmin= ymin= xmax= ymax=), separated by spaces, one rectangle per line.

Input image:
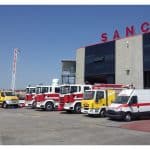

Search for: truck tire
xmin=100 ymin=109 xmax=106 ymax=117
xmin=124 ymin=112 xmax=132 ymax=121
xmin=45 ymin=102 xmax=54 ymax=111
xmin=74 ymin=103 xmax=81 ymax=114
xmin=2 ymin=102 xmax=8 ymax=108
xmin=32 ymin=101 xmax=37 ymax=109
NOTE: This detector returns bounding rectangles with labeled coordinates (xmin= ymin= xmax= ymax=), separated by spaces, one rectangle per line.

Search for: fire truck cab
xmin=25 ymin=86 xmax=36 ymax=108
xmin=62 ymin=84 xmax=92 ymax=113
xmin=36 ymin=85 xmax=60 ymax=111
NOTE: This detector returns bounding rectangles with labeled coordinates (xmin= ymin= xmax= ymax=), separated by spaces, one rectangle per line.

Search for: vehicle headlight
xmin=5 ymin=100 xmax=12 ymax=103
xmin=115 ymin=107 xmax=122 ymax=112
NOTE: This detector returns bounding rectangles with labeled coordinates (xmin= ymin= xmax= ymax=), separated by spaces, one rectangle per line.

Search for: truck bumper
xmin=6 ymin=100 xmax=19 ymax=105
xmin=57 ymin=104 xmax=64 ymax=111
xmin=18 ymin=100 xmax=25 ymax=107
xmin=88 ymin=109 xmax=100 ymax=115
xmin=25 ymin=100 xmax=34 ymax=107
xmin=81 ymin=108 xmax=89 ymax=114
xmin=106 ymin=110 xmax=125 ymax=120
xmin=81 ymin=108 xmax=100 ymax=115
xmin=36 ymin=102 xmax=45 ymax=109
xmin=64 ymin=103 xmax=74 ymax=110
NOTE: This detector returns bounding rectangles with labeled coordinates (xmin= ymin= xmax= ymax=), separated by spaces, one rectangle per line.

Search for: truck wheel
xmin=124 ymin=113 xmax=132 ymax=121
xmin=100 ymin=109 xmax=106 ymax=117
xmin=45 ymin=102 xmax=54 ymax=111
xmin=2 ymin=102 xmax=8 ymax=108
xmin=32 ymin=101 xmax=37 ymax=109
xmin=74 ymin=103 xmax=81 ymax=114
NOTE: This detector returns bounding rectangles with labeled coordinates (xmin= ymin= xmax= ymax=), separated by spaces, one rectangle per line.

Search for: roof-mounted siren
xmin=51 ymin=78 xmax=59 ymax=86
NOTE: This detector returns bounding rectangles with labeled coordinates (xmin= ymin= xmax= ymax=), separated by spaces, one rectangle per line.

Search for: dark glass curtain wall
xmin=143 ymin=32 xmax=150 ymax=88
xmin=84 ymin=41 xmax=115 ymax=84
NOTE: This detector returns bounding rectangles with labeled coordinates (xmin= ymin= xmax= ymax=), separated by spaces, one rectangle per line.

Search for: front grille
xmin=83 ymin=104 xmax=89 ymax=107
xmin=107 ymin=110 xmax=115 ymax=115
xmin=83 ymin=108 xmax=89 ymax=110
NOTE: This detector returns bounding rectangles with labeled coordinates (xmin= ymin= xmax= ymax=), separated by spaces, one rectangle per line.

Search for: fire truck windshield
xmin=36 ymin=87 xmax=49 ymax=94
xmin=83 ymin=91 xmax=95 ymax=100
xmin=70 ymin=86 xmax=78 ymax=93
xmin=26 ymin=88 xmax=35 ymax=94
xmin=36 ymin=87 xmax=41 ymax=94
xmin=4 ymin=91 xmax=15 ymax=96
xmin=60 ymin=86 xmax=70 ymax=94
xmin=41 ymin=87 xmax=48 ymax=93
xmin=26 ymin=88 xmax=30 ymax=93
xmin=60 ymin=86 xmax=78 ymax=94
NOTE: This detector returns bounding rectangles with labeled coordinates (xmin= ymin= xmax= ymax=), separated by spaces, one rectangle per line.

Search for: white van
xmin=107 ymin=89 xmax=150 ymax=121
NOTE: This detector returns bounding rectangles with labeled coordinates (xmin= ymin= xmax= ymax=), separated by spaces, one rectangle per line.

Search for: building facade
xmin=76 ymin=32 xmax=150 ymax=89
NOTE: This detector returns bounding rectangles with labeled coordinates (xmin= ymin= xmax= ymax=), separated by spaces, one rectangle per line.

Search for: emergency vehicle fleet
xmin=38 ymin=84 xmax=91 ymax=112
xmin=107 ymin=89 xmax=150 ymax=121
xmin=14 ymin=82 xmax=150 ymax=122
xmin=35 ymin=84 xmax=85 ymax=111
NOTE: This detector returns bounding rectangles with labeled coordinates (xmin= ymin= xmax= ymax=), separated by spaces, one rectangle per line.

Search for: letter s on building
xmin=101 ymin=33 xmax=108 ymax=42
xmin=141 ymin=22 xmax=150 ymax=33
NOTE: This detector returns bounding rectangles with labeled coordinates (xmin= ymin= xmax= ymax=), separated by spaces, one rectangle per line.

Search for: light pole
xmin=11 ymin=48 xmax=19 ymax=92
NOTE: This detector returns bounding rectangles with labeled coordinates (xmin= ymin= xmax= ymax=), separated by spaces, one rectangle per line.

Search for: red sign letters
xmin=100 ymin=21 xmax=150 ymax=43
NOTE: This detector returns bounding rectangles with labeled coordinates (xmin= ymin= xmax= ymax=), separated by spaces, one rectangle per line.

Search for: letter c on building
xmin=141 ymin=22 xmax=150 ymax=33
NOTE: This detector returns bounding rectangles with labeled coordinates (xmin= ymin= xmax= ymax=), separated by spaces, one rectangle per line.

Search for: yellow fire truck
xmin=81 ymin=84 xmax=127 ymax=117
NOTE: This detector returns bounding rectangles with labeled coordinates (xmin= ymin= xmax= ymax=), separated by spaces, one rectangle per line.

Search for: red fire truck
xmin=37 ymin=84 xmax=80 ymax=111
xmin=59 ymin=84 xmax=92 ymax=113
xmin=25 ymin=86 xmax=36 ymax=108
xmin=35 ymin=85 xmax=60 ymax=111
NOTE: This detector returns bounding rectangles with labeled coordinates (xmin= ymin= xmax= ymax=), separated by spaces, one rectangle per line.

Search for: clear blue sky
xmin=0 ymin=5 xmax=149 ymax=89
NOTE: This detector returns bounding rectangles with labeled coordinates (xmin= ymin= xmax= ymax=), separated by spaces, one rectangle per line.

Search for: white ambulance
xmin=107 ymin=89 xmax=150 ymax=121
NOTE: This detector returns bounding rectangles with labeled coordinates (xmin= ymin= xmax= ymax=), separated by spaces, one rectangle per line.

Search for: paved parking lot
xmin=0 ymin=107 xmax=150 ymax=145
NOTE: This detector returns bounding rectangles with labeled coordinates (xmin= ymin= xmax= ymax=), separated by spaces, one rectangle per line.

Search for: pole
xmin=11 ymin=48 xmax=19 ymax=92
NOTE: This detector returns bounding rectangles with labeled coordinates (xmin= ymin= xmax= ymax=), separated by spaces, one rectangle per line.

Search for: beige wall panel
xmin=76 ymin=47 xmax=85 ymax=84
xmin=115 ymin=35 xmax=143 ymax=88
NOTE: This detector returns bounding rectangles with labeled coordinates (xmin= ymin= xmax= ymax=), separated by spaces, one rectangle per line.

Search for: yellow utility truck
xmin=0 ymin=90 xmax=19 ymax=108
xmin=81 ymin=84 xmax=126 ymax=117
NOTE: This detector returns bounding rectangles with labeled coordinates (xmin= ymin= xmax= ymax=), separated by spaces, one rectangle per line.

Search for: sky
xmin=0 ymin=5 xmax=149 ymax=89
